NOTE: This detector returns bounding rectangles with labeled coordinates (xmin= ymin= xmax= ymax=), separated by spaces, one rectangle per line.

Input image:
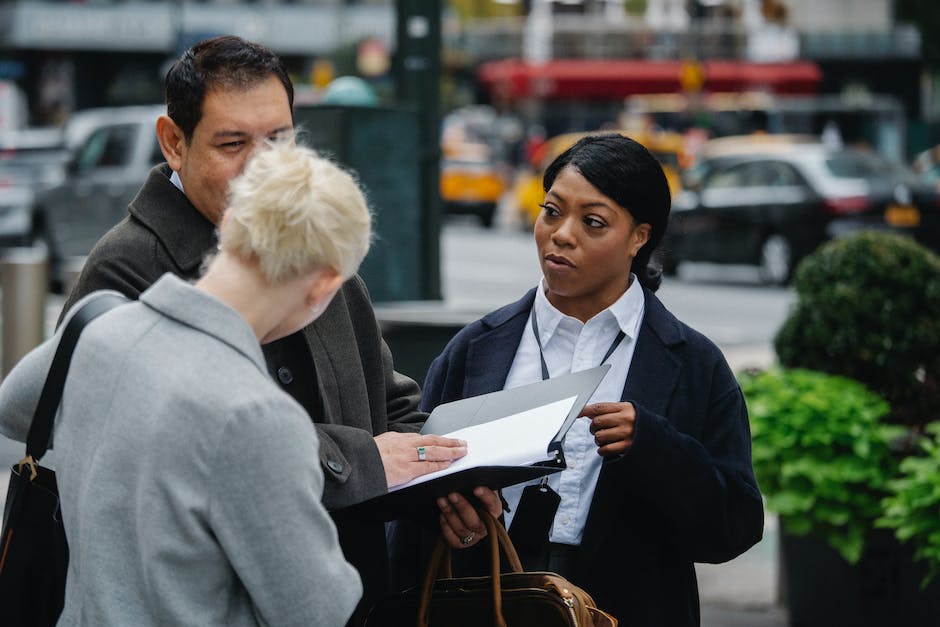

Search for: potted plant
xmin=740 ymin=368 xmax=903 ymax=565
xmin=745 ymin=232 xmax=940 ymax=625
xmin=879 ymin=422 xmax=940 ymax=587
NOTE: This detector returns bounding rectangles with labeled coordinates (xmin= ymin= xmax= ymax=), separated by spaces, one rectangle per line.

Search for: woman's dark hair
xmin=543 ymin=133 xmax=672 ymax=292
xmin=165 ymin=35 xmax=294 ymax=142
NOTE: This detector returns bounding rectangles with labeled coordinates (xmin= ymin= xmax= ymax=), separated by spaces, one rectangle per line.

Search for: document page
xmin=391 ymin=395 xmax=577 ymax=492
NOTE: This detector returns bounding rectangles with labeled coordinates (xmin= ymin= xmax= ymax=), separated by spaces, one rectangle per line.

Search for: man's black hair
xmin=165 ymin=35 xmax=294 ymax=142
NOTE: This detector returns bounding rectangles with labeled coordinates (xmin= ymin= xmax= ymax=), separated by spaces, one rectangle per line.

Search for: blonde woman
xmin=0 ymin=143 xmax=376 ymax=626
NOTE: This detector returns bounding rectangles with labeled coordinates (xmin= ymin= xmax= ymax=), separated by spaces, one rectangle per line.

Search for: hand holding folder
xmin=333 ymin=365 xmax=610 ymax=522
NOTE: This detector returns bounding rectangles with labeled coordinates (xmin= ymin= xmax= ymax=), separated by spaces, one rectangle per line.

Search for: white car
xmin=30 ymin=105 xmax=166 ymax=291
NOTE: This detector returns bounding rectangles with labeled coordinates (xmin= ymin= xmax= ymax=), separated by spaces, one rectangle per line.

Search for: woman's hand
xmin=437 ymin=487 xmax=504 ymax=550
xmin=373 ymin=432 xmax=468 ymax=488
xmin=581 ymin=401 xmax=637 ymax=456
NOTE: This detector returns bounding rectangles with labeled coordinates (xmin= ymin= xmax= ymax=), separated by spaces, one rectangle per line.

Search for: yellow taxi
xmin=439 ymin=129 xmax=506 ymax=228
xmin=512 ymin=130 xmax=686 ymax=227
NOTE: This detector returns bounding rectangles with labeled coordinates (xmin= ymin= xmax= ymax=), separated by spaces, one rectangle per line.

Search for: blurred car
xmin=660 ymin=137 xmax=940 ymax=285
xmin=913 ymin=144 xmax=940 ymax=193
xmin=439 ymin=108 xmax=510 ymax=228
xmin=512 ymin=129 xmax=685 ymax=227
xmin=0 ymin=128 xmax=69 ymax=247
xmin=31 ymin=104 xmax=165 ymax=290
xmin=439 ymin=143 xmax=506 ymax=228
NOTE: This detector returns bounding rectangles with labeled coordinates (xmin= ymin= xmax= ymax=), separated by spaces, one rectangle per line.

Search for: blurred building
xmin=0 ymin=0 xmax=394 ymax=125
xmin=443 ymin=0 xmax=925 ymax=158
xmin=0 ymin=1 xmax=929 ymax=152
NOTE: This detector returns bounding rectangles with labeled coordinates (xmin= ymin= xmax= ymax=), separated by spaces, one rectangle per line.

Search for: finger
xmin=413 ymin=444 xmax=468 ymax=462
xmin=439 ymin=512 xmax=486 ymax=550
xmin=446 ymin=493 xmax=484 ymax=530
xmin=597 ymin=441 xmax=629 ymax=457
xmin=593 ymin=424 xmax=633 ymax=445
xmin=407 ymin=460 xmax=454 ymax=480
xmin=581 ymin=402 xmax=624 ymax=417
xmin=589 ymin=415 xmax=624 ymax=434
xmin=438 ymin=504 xmax=473 ymax=547
xmin=416 ymin=434 xmax=469 ymax=448
xmin=439 ymin=514 xmax=483 ymax=550
xmin=473 ymin=486 xmax=504 ymax=518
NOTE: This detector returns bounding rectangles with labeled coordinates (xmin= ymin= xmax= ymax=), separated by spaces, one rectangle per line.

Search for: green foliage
xmin=740 ymin=368 xmax=905 ymax=564
xmin=774 ymin=232 xmax=940 ymax=429
xmin=878 ymin=422 xmax=940 ymax=586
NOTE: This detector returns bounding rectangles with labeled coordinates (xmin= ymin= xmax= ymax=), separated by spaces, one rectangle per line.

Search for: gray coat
xmin=60 ymin=165 xmax=427 ymax=622
xmin=0 ymin=275 xmax=362 ymax=626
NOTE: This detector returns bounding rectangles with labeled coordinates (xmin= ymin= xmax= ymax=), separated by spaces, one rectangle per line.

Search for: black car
xmin=660 ymin=141 xmax=940 ymax=285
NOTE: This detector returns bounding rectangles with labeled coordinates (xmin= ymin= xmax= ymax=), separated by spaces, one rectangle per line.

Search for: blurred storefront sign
xmin=2 ymin=3 xmax=393 ymax=55
xmin=478 ymin=58 xmax=822 ymax=101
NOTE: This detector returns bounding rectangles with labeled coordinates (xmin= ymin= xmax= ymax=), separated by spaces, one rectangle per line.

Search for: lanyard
xmin=530 ymin=309 xmax=626 ymax=381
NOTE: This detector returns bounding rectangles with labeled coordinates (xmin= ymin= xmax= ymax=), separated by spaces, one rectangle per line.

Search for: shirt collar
xmin=170 ymin=170 xmax=184 ymax=193
xmin=534 ymin=275 xmax=645 ymax=343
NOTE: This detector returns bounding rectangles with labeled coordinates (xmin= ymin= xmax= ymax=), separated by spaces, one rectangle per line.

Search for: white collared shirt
xmin=502 ymin=276 xmax=645 ymax=545
xmin=170 ymin=170 xmax=184 ymax=193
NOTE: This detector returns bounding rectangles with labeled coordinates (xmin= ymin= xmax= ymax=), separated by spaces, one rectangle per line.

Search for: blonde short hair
xmin=220 ymin=142 xmax=372 ymax=283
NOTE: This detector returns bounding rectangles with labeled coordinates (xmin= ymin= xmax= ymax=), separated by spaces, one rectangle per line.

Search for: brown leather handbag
xmin=366 ymin=508 xmax=616 ymax=627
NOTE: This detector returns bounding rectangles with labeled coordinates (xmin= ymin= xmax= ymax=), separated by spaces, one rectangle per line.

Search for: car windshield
xmin=824 ymin=151 xmax=918 ymax=184
xmin=0 ymin=147 xmax=69 ymax=186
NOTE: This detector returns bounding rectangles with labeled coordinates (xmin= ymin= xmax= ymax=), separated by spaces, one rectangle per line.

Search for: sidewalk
xmin=698 ymin=343 xmax=787 ymax=627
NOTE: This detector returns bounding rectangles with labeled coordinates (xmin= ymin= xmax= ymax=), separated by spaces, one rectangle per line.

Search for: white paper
xmin=390 ymin=395 xmax=577 ymax=492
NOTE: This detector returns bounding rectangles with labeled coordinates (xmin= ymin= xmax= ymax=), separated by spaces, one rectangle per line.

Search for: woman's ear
xmin=156 ymin=115 xmax=185 ymax=172
xmin=306 ymin=267 xmax=344 ymax=311
xmin=631 ymin=223 xmax=652 ymax=257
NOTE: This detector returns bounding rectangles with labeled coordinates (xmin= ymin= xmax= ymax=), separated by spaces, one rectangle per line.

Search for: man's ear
xmin=156 ymin=115 xmax=185 ymax=171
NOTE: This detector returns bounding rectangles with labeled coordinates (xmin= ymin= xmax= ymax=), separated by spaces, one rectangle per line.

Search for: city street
xmin=0 ymin=218 xmax=792 ymax=626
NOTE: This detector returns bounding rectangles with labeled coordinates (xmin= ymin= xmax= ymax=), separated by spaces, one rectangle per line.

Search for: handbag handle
xmin=22 ymin=293 xmax=128 ymax=468
xmin=417 ymin=507 xmax=524 ymax=627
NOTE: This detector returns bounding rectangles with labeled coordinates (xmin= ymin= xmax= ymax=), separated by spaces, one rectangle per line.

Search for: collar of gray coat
xmin=129 ymin=164 xmax=218 ymax=275
xmin=140 ymin=274 xmax=267 ymax=375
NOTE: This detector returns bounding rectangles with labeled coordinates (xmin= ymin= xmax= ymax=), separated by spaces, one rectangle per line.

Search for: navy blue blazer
xmin=419 ymin=287 xmax=764 ymax=627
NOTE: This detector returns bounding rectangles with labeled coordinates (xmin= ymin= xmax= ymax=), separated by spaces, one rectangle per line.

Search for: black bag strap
xmin=25 ymin=293 xmax=129 ymax=461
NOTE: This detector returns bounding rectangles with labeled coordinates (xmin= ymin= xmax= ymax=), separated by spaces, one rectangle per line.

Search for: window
xmin=74 ymin=124 xmax=136 ymax=173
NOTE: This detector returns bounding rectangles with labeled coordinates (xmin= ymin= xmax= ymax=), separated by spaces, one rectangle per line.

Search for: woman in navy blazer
xmin=420 ymin=135 xmax=764 ymax=626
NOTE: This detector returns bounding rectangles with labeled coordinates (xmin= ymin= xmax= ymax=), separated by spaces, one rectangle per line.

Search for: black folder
xmin=332 ymin=365 xmax=610 ymax=522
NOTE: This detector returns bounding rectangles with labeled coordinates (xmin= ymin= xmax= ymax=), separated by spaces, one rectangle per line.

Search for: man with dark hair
xmin=63 ymin=35 xmax=500 ymax=626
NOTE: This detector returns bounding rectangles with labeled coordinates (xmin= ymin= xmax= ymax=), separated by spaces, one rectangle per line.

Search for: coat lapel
xmin=618 ymin=298 xmax=683 ymax=416
xmin=462 ymin=289 xmax=536 ymax=398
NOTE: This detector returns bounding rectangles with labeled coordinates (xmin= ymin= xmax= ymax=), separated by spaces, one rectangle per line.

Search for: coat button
xmin=327 ymin=460 xmax=344 ymax=474
xmin=276 ymin=366 xmax=293 ymax=385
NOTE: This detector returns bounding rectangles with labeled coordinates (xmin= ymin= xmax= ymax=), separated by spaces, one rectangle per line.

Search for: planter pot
xmin=780 ymin=527 xmax=940 ymax=627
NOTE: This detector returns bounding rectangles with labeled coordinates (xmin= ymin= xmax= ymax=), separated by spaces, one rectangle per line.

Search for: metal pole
xmin=395 ymin=0 xmax=442 ymax=300
xmin=1 ymin=246 xmax=48 ymax=377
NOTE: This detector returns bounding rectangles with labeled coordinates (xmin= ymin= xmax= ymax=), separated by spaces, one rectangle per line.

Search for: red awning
xmin=478 ymin=59 xmax=822 ymax=101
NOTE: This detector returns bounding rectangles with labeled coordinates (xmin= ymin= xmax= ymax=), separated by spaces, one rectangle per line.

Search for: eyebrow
xmin=211 ymin=126 xmax=294 ymax=141
xmin=546 ymin=190 xmax=614 ymax=211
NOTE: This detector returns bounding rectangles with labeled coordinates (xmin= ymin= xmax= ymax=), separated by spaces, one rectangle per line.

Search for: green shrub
xmin=878 ymin=422 xmax=940 ymax=586
xmin=774 ymin=231 xmax=940 ymax=429
xmin=740 ymin=367 xmax=905 ymax=563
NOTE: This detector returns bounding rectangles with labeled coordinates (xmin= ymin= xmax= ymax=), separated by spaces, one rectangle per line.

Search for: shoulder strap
xmin=25 ymin=293 xmax=129 ymax=461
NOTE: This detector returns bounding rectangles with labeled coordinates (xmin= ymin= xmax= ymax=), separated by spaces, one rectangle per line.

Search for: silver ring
xmin=417 ymin=446 xmax=427 ymax=462
xmin=460 ymin=532 xmax=475 ymax=546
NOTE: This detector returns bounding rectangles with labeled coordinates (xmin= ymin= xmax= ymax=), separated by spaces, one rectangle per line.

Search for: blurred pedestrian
xmin=0 ymin=142 xmax=373 ymax=626
xmin=59 ymin=35 xmax=501 ymax=625
xmin=416 ymin=134 xmax=764 ymax=626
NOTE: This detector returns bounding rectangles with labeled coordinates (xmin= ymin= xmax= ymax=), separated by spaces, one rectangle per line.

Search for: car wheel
xmin=758 ymin=234 xmax=792 ymax=286
xmin=479 ymin=203 xmax=496 ymax=229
